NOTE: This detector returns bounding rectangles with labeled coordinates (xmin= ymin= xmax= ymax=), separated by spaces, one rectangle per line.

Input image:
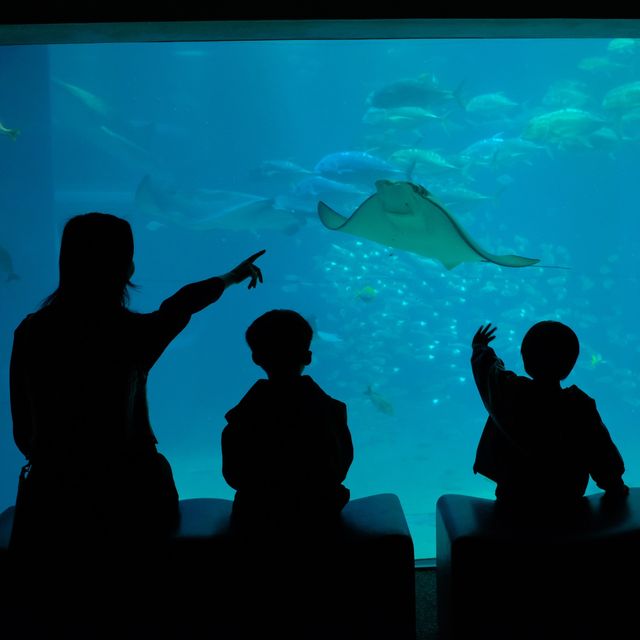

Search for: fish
xmin=542 ymin=80 xmax=591 ymax=109
xmin=275 ymin=175 xmax=369 ymax=220
xmin=364 ymin=385 xmax=395 ymax=416
xmin=252 ymin=159 xmax=313 ymax=180
xmin=135 ymin=175 xmax=307 ymax=234
xmin=607 ymin=38 xmax=640 ymax=56
xmin=293 ymin=175 xmax=369 ymax=199
xmin=52 ymin=78 xmax=114 ymax=119
xmin=462 ymin=91 xmax=519 ymax=119
xmin=250 ymin=159 xmax=314 ymax=191
xmin=426 ymin=181 xmax=494 ymax=212
xmin=317 ymin=180 xmax=540 ymax=271
xmin=388 ymin=148 xmax=458 ymax=174
xmin=366 ymin=74 xmax=462 ymax=110
xmin=0 ymin=121 xmax=20 ymax=141
xmin=313 ymin=150 xmax=405 ymax=186
xmin=305 ymin=314 xmax=344 ymax=344
xmin=98 ymin=125 xmax=151 ymax=159
xmin=355 ymin=285 xmax=378 ymax=302
xmin=362 ymin=106 xmax=442 ymax=130
xmin=602 ymin=80 xmax=640 ymax=113
xmin=577 ymin=56 xmax=627 ymax=74
xmin=522 ymin=108 xmax=606 ymax=150
xmin=0 ymin=244 xmax=19 ymax=281
xmin=457 ymin=134 xmax=545 ymax=174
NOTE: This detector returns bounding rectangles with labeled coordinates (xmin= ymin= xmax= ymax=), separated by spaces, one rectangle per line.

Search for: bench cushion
xmin=169 ymin=493 xmax=415 ymax=639
xmin=0 ymin=493 xmax=415 ymax=639
xmin=436 ymin=489 xmax=640 ymax=639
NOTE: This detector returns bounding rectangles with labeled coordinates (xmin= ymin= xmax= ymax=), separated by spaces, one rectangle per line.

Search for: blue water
xmin=2 ymin=36 xmax=640 ymax=558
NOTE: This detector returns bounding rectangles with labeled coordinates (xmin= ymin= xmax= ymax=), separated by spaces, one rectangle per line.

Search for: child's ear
xmin=304 ymin=350 xmax=312 ymax=365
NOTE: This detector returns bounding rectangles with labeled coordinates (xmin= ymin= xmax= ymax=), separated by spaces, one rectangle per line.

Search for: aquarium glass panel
xmin=2 ymin=35 xmax=640 ymax=559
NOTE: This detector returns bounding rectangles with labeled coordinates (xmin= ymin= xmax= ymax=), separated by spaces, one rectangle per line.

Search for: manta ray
xmin=135 ymin=175 xmax=307 ymax=234
xmin=317 ymin=180 xmax=540 ymax=270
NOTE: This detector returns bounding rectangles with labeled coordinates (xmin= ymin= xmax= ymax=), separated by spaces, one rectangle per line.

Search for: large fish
xmin=272 ymin=175 xmax=370 ymax=221
xmin=135 ymin=175 xmax=307 ymax=234
xmin=388 ymin=148 xmax=458 ymax=174
xmin=52 ymin=78 xmax=114 ymax=119
xmin=317 ymin=180 xmax=539 ymax=270
xmin=456 ymin=134 xmax=545 ymax=174
xmin=602 ymin=80 xmax=640 ymax=112
xmin=463 ymin=91 xmax=519 ymax=120
xmin=313 ymin=150 xmax=405 ymax=186
xmin=366 ymin=74 xmax=463 ymax=110
xmin=522 ymin=108 xmax=606 ymax=149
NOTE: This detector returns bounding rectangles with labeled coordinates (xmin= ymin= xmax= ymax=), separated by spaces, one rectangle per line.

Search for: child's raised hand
xmin=472 ymin=323 xmax=497 ymax=348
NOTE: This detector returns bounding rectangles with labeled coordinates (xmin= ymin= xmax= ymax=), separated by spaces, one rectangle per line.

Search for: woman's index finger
xmin=247 ymin=249 xmax=266 ymax=262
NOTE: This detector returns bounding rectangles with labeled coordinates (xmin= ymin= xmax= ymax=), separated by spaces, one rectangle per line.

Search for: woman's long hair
xmin=41 ymin=212 xmax=135 ymax=309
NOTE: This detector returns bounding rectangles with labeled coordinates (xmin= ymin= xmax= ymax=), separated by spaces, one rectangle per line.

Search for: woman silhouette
xmin=9 ymin=212 xmax=265 ymax=554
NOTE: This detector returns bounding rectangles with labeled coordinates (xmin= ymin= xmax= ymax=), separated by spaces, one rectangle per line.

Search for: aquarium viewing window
xmin=2 ymin=18 xmax=640 ymax=559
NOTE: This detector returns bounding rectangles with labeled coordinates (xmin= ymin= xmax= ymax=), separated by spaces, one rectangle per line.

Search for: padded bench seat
xmin=168 ymin=493 xmax=416 ymax=639
xmin=436 ymin=490 xmax=640 ymax=639
xmin=0 ymin=493 xmax=415 ymax=640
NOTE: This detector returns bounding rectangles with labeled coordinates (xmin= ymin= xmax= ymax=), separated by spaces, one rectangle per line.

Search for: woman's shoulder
xmin=14 ymin=307 xmax=52 ymax=333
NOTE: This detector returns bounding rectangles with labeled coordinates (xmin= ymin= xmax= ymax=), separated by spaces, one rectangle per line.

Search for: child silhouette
xmin=221 ymin=309 xmax=354 ymax=531
xmin=471 ymin=321 xmax=628 ymax=505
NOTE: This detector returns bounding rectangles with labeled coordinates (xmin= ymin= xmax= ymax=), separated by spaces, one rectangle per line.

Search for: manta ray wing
xmin=318 ymin=181 xmax=539 ymax=269
xmin=317 ymin=200 xmax=351 ymax=228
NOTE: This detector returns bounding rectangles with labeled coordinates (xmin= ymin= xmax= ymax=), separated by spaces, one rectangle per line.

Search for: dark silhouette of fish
xmin=366 ymin=74 xmax=463 ymax=110
xmin=318 ymin=180 xmax=539 ymax=270
xmin=135 ymin=175 xmax=307 ymax=234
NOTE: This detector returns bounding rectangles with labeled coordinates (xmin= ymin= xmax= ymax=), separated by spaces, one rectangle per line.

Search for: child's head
xmin=245 ymin=309 xmax=313 ymax=377
xmin=520 ymin=320 xmax=579 ymax=382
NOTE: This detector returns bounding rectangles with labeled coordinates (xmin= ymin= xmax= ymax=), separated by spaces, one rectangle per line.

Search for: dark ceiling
xmin=1 ymin=12 xmax=640 ymax=45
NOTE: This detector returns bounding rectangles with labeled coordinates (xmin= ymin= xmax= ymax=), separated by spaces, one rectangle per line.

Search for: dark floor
xmin=2 ymin=567 xmax=439 ymax=639
xmin=415 ymin=567 xmax=438 ymax=640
